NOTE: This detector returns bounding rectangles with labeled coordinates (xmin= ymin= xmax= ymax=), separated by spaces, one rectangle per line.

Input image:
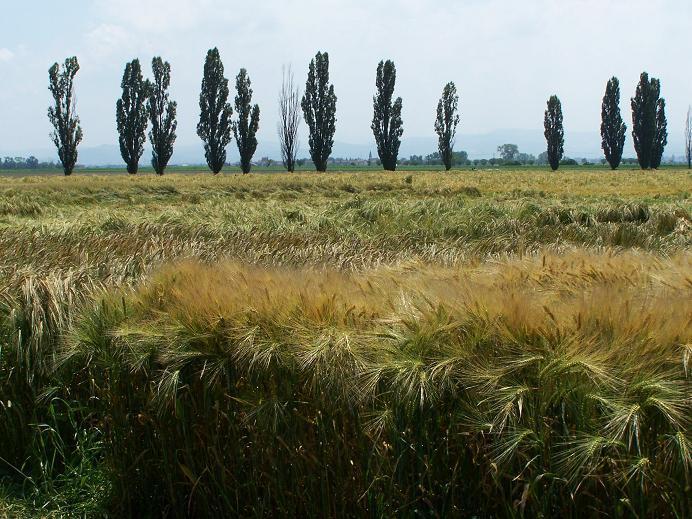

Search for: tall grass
xmin=56 ymin=252 xmax=691 ymax=517
xmin=0 ymin=270 xmax=109 ymax=516
xmin=0 ymin=170 xmax=690 ymax=516
xmin=1 ymin=180 xmax=689 ymax=276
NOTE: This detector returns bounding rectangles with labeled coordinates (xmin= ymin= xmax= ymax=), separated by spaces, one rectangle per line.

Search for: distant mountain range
xmin=3 ymin=129 xmax=685 ymax=166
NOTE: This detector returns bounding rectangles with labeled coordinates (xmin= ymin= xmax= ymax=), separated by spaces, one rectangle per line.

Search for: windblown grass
xmin=0 ymin=171 xmax=689 ymax=279
xmin=0 ymin=169 xmax=690 ymax=516
xmin=56 ymin=251 xmax=691 ymax=517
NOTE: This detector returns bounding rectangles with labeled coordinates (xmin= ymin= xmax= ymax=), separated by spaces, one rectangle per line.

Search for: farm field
xmin=0 ymin=169 xmax=691 ymax=517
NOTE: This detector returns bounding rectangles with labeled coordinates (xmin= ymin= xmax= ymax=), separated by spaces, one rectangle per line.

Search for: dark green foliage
xmin=631 ymin=72 xmax=663 ymax=170
xmin=148 ymin=57 xmax=177 ymax=175
xmin=0 ymin=156 xmax=55 ymax=170
xmin=232 ymin=69 xmax=260 ymax=174
xmin=47 ymin=57 xmax=83 ymax=176
xmin=301 ymin=52 xmax=337 ymax=172
xmin=372 ymin=60 xmax=403 ymax=171
xmin=497 ymin=144 xmax=519 ymax=162
xmin=651 ymin=99 xmax=667 ymax=169
xmin=544 ymin=95 xmax=564 ymax=171
xmin=197 ymin=48 xmax=233 ymax=174
xmin=116 ymin=59 xmax=150 ymax=174
xmin=600 ymin=77 xmax=626 ymax=170
xmin=434 ymin=82 xmax=460 ymax=171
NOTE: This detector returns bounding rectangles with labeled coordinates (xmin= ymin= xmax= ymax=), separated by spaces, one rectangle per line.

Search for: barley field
xmin=1 ymin=169 xmax=690 ymax=517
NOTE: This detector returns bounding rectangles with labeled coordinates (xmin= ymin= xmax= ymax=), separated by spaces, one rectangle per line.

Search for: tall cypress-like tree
xmin=434 ymin=82 xmax=460 ymax=171
xmin=371 ymin=60 xmax=403 ymax=171
xmin=631 ymin=72 xmax=662 ymax=170
xmin=233 ymin=68 xmax=260 ymax=174
xmin=47 ymin=56 xmax=83 ymax=176
xmin=685 ymin=106 xmax=692 ymax=170
xmin=651 ymin=98 xmax=667 ymax=169
xmin=301 ymin=51 xmax=337 ymax=171
xmin=600 ymin=77 xmax=626 ymax=170
xmin=148 ymin=57 xmax=177 ymax=175
xmin=544 ymin=95 xmax=564 ymax=171
xmin=197 ymin=48 xmax=233 ymax=174
xmin=116 ymin=59 xmax=150 ymax=174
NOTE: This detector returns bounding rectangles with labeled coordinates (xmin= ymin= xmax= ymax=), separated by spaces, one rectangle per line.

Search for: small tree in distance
xmin=233 ymin=68 xmax=260 ymax=174
xmin=278 ymin=66 xmax=301 ymax=172
xmin=600 ymin=77 xmax=627 ymax=170
xmin=497 ymin=144 xmax=519 ymax=162
xmin=48 ymin=56 xmax=83 ymax=176
xmin=116 ymin=59 xmax=150 ymax=174
xmin=198 ymin=48 xmax=233 ymax=174
xmin=302 ymin=51 xmax=337 ymax=172
xmin=372 ymin=60 xmax=403 ymax=171
xmin=434 ymin=82 xmax=459 ymax=171
xmin=544 ymin=95 xmax=564 ymax=171
xmin=148 ymin=57 xmax=177 ymax=175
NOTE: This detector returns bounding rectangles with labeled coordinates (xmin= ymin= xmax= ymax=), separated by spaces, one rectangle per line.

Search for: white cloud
xmin=95 ymin=0 xmax=219 ymax=32
xmin=85 ymin=24 xmax=134 ymax=59
xmin=0 ymin=48 xmax=14 ymax=62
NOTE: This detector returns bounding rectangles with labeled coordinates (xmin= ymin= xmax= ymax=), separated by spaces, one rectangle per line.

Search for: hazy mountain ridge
xmin=3 ymin=129 xmax=685 ymax=166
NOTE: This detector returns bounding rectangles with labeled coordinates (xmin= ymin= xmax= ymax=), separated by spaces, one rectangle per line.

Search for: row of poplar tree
xmin=545 ymin=74 xmax=668 ymax=171
xmin=47 ymin=50 xmax=668 ymax=175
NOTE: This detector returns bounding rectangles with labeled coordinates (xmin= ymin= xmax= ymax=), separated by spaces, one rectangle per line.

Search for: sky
xmin=0 ymin=0 xmax=691 ymax=160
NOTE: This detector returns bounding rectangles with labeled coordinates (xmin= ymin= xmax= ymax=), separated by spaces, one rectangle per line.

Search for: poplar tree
xmin=631 ymin=72 xmax=661 ymax=169
xmin=148 ymin=57 xmax=177 ymax=175
xmin=116 ymin=59 xmax=150 ymax=174
xmin=301 ymin=51 xmax=337 ymax=171
xmin=685 ymin=106 xmax=692 ymax=169
xmin=544 ymin=95 xmax=564 ymax=171
xmin=197 ymin=48 xmax=233 ymax=174
xmin=47 ymin=56 xmax=83 ymax=176
xmin=233 ymin=68 xmax=260 ymax=174
xmin=372 ymin=60 xmax=403 ymax=171
xmin=434 ymin=82 xmax=460 ymax=171
xmin=600 ymin=77 xmax=626 ymax=170
xmin=651 ymin=98 xmax=667 ymax=169
xmin=278 ymin=66 xmax=301 ymax=173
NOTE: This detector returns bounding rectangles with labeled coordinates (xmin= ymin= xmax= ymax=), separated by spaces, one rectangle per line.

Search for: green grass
xmin=0 ymin=169 xmax=690 ymax=517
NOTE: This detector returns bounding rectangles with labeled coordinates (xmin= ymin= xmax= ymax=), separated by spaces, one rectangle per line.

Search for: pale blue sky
xmin=1 ymin=0 xmax=691 ymax=157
